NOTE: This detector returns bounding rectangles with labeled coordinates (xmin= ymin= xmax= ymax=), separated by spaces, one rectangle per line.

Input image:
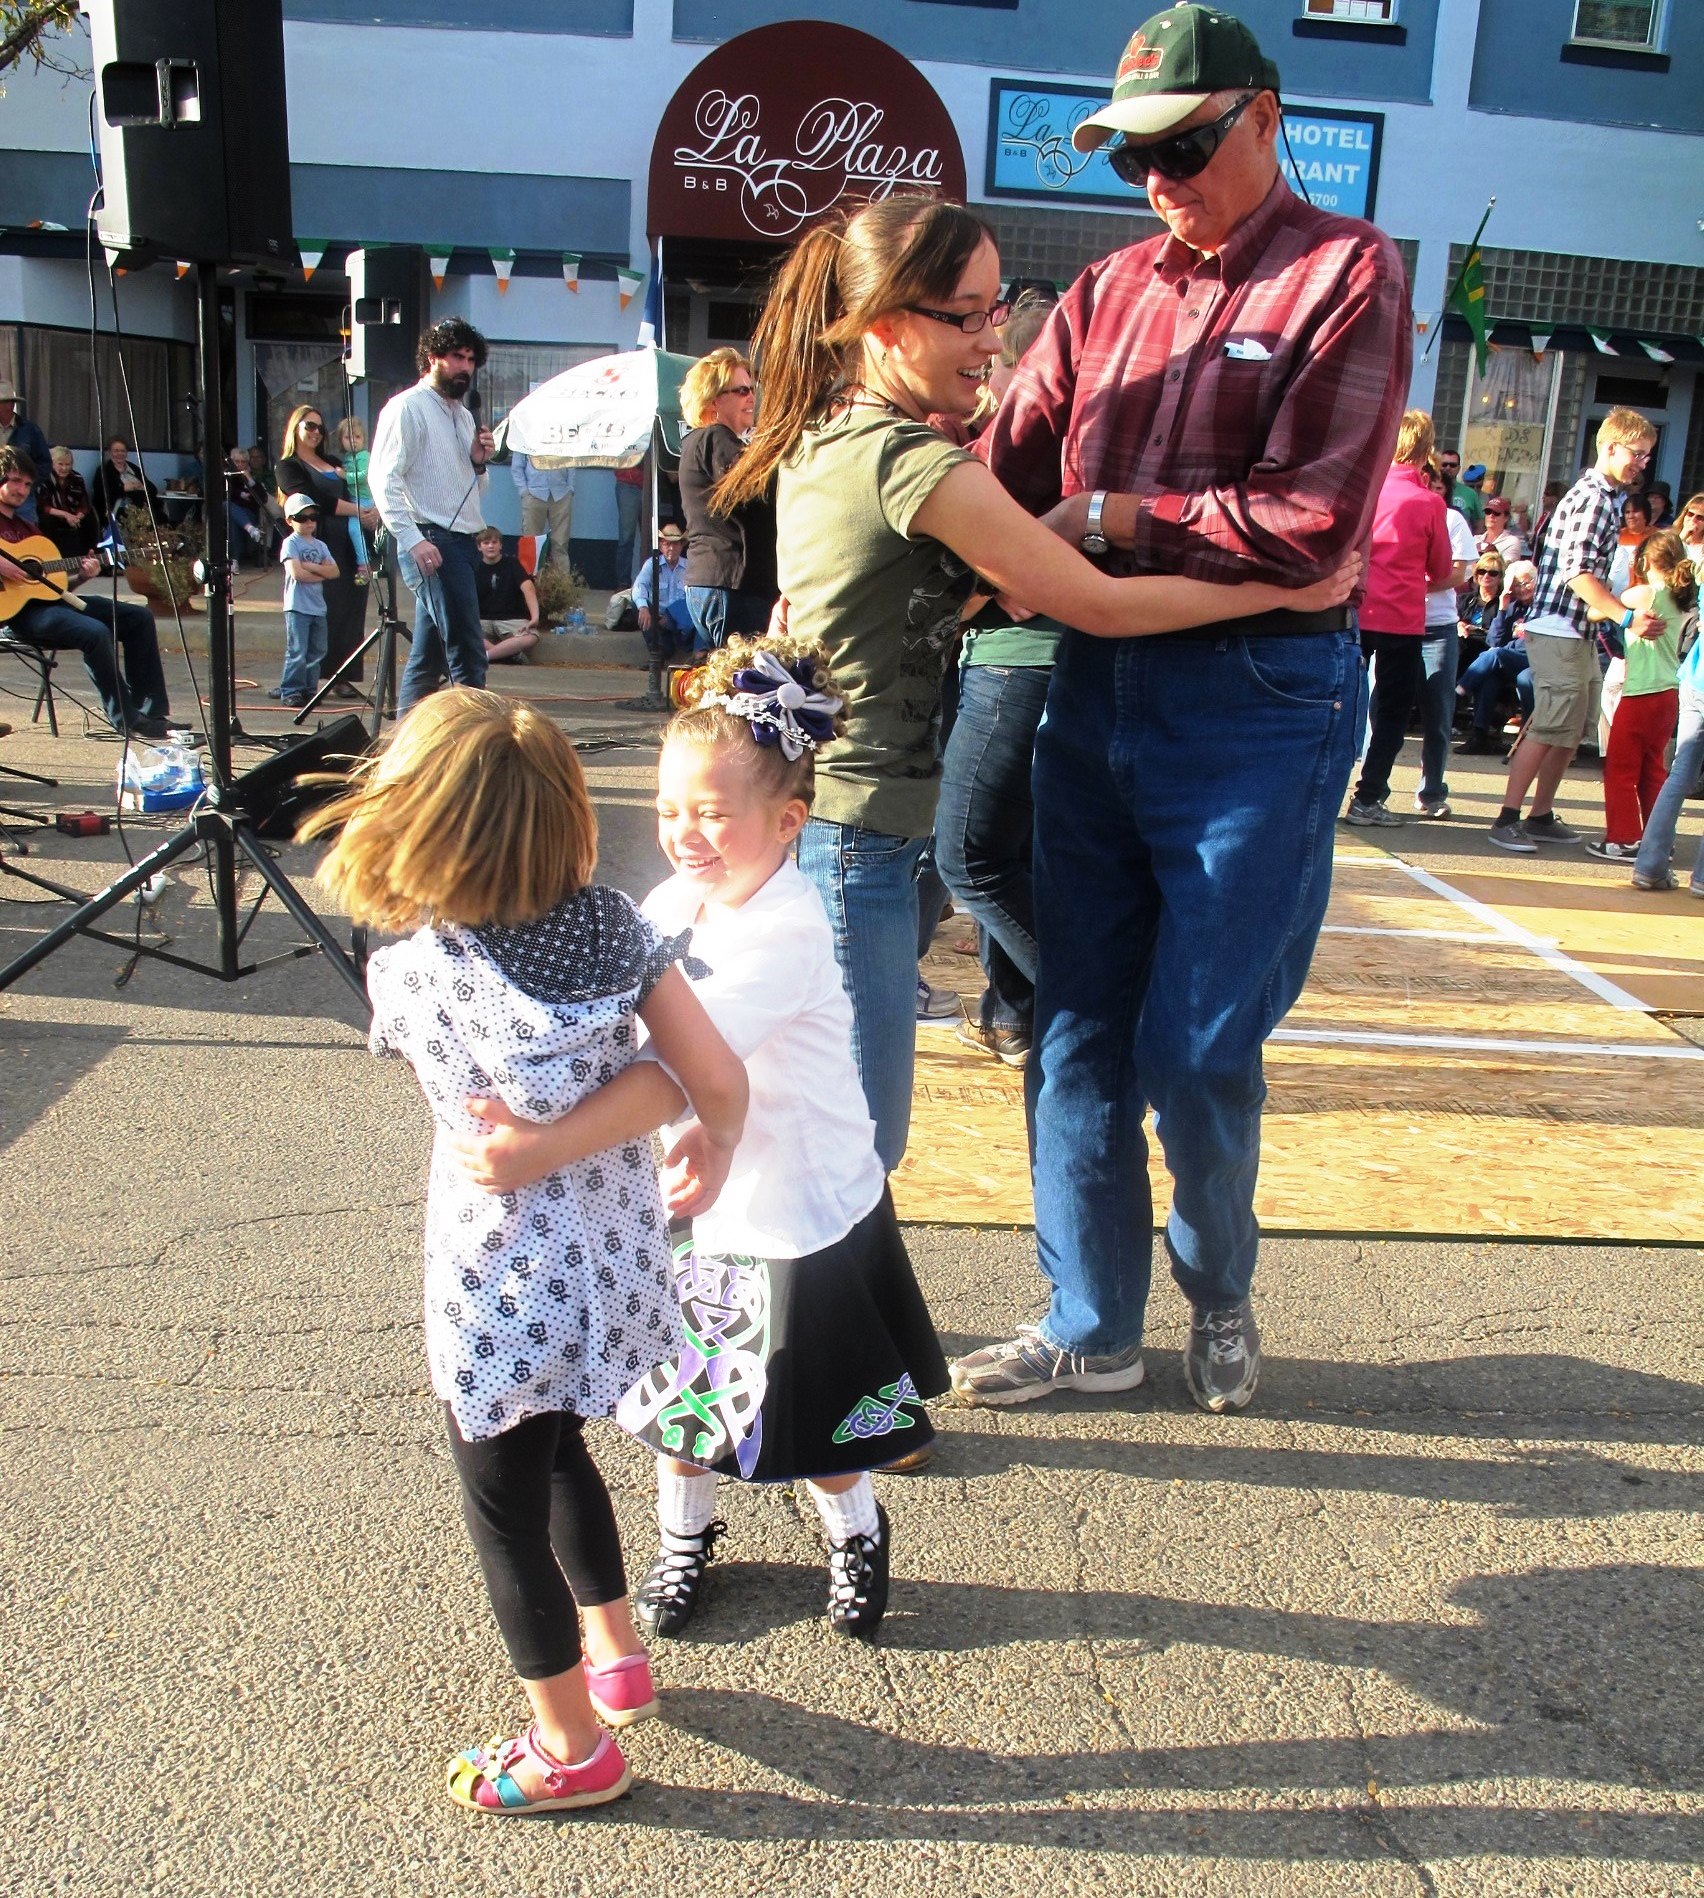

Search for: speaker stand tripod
xmin=0 ymin=261 xmax=367 ymax=1006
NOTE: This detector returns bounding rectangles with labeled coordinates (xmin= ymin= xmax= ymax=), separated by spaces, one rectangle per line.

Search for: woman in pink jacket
xmin=1345 ymin=410 xmax=1456 ymax=826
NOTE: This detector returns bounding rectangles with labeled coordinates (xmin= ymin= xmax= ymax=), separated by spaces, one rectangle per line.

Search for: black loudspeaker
xmin=346 ymin=247 xmax=428 ymax=384
xmin=88 ymin=0 xmax=293 ymax=267
xmin=238 ymin=713 xmax=371 ymax=836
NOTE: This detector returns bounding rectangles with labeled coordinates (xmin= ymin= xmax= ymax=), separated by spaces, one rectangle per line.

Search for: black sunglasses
xmin=906 ymin=299 xmax=1011 ymax=336
xmin=722 ymin=383 xmax=755 ymax=397
xmin=298 ymin=420 xmax=323 ymax=432
xmin=291 ymin=509 xmax=321 ymax=520
xmin=1109 ymin=93 xmax=1257 ymax=185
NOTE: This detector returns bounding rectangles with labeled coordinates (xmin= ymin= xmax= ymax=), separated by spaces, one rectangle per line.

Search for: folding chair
xmin=0 ymin=631 xmax=60 ymax=738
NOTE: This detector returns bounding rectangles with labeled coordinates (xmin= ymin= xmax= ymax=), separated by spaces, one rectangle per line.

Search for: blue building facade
xmin=3 ymin=0 xmax=1700 ymax=572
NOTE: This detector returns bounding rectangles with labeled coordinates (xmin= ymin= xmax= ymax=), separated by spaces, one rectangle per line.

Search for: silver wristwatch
xmin=1080 ymin=489 xmax=1110 ymax=556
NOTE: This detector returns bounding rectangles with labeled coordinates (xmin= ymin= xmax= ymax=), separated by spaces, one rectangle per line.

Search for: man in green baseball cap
xmin=953 ymin=5 xmax=1414 ymax=1423
xmin=1072 ymin=2 xmax=1281 ymax=148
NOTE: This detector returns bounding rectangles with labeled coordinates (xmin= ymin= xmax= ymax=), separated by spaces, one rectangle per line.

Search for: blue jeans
xmin=10 ymin=590 xmax=169 ymax=730
xmin=796 ymin=818 xmax=927 ymax=1173
xmin=640 ymin=598 xmax=696 ymax=663
xmin=398 ymin=526 xmax=488 ymax=715
xmin=1418 ymin=623 xmax=1458 ymax=804
xmin=1028 ymin=629 xmax=1363 ymax=1354
xmin=1633 ymin=677 xmax=1704 ymax=892
xmin=1459 ymin=645 xmax=1533 ymax=733
xmin=279 ymin=609 xmax=328 ymax=700
xmin=936 ymin=663 xmax=1050 ymax=1030
xmin=685 ymin=585 xmax=772 ymax=654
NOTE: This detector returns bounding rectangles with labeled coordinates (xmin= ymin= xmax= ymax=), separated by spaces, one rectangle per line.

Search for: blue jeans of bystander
xmin=1633 ymin=678 xmax=1704 ymax=892
xmin=279 ymin=609 xmax=328 ymax=701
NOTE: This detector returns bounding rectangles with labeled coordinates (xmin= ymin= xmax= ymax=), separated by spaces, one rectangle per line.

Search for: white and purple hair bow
xmin=704 ymin=648 xmax=843 ymax=760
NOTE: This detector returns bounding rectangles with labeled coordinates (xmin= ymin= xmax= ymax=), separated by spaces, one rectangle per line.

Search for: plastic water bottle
xmin=568 ymin=606 xmax=589 ymax=634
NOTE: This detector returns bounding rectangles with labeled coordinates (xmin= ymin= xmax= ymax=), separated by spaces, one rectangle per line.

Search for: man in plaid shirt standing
xmin=952 ymin=5 xmax=1409 ymax=1415
xmin=1487 ymin=407 xmax=1660 ymax=853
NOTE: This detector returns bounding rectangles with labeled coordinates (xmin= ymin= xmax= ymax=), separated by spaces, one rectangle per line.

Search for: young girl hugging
xmin=448 ymin=638 xmax=950 ymax=1640
xmin=1589 ymin=530 xmax=1698 ymax=862
xmin=302 ymin=689 xmax=746 ymax=1816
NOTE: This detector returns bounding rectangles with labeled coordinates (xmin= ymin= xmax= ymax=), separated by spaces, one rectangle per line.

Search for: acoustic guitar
xmin=0 ymin=532 xmax=99 ymax=623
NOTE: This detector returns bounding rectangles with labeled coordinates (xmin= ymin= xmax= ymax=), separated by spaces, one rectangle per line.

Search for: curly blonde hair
xmin=299 ymin=688 xmax=597 ymax=931
xmin=667 ymin=635 xmax=846 ymax=805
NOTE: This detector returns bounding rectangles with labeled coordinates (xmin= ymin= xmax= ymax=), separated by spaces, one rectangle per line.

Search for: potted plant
xmin=533 ymin=561 xmax=586 ymax=630
xmin=113 ymin=502 xmax=205 ymax=615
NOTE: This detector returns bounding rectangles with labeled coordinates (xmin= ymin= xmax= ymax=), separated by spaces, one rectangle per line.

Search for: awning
xmin=1441 ymin=314 xmax=1704 ymax=363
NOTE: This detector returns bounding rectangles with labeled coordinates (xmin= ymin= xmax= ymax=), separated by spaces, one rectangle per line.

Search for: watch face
xmin=1082 ymin=532 xmax=1109 ymax=554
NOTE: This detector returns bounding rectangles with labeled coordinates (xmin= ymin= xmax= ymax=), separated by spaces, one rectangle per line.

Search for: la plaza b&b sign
xmin=648 ymin=22 xmax=968 ymax=243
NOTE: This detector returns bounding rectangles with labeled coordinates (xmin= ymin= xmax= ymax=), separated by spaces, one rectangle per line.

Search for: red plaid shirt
xmin=981 ymin=180 xmax=1412 ymax=586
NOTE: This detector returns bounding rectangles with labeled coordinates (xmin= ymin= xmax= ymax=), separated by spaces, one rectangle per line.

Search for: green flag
xmin=1451 ymin=239 xmax=1489 ymax=378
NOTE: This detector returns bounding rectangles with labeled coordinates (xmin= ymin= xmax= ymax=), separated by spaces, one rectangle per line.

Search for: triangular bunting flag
xmin=28 ymin=219 xmax=70 ymax=232
xmin=489 ymin=247 xmax=515 ymax=292
xmin=1587 ymin=328 xmax=1620 ymax=355
xmin=562 ymin=252 xmax=581 ymax=293
xmin=616 ymin=267 xmax=644 ymax=310
xmin=297 ymin=241 xmax=325 ymax=282
xmin=175 ymin=261 xmax=192 ymax=280
xmin=427 ymin=247 xmax=453 ymax=290
xmin=1529 ymin=330 xmax=1552 ymax=358
xmin=1640 ymin=340 xmax=1674 ymax=363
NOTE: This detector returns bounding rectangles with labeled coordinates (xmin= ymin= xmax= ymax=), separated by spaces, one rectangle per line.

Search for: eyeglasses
xmin=1475 ymin=565 xmax=1502 ymax=575
xmin=291 ymin=510 xmax=320 ymax=521
xmin=906 ymin=299 xmax=1011 ymax=335
xmin=299 ymin=420 xmax=323 ymax=433
xmin=722 ymin=383 xmax=756 ymax=398
xmin=1109 ymin=93 xmax=1256 ymax=186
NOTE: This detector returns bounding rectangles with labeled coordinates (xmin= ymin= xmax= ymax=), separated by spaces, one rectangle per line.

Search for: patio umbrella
xmin=494 ymin=348 xmax=696 ymax=469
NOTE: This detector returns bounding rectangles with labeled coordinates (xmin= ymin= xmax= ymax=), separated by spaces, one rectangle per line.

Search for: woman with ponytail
xmin=722 ymin=197 xmax=1360 ymax=1170
xmin=1592 ymin=528 xmax=1697 ymax=865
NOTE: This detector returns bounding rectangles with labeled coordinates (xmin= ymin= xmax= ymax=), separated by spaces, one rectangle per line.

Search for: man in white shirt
xmin=370 ymin=318 xmax=496 ymax=715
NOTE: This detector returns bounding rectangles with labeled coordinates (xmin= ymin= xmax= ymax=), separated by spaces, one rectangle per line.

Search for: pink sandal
xmin=584 ymin=1652 xmax=660 ymax=1728
xmin=445 ymin=1724 xmax=630 ymax=1814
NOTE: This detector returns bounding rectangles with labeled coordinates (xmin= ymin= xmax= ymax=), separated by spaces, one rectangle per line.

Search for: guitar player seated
xmin=0 ymin=446 xmax=173 ymax=739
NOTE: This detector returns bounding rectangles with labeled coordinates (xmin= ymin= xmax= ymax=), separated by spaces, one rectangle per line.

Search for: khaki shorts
xmin=1523 ymin=632 xmax=1601 ymax=749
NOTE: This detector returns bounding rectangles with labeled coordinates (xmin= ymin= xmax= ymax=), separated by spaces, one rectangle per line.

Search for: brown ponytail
xmin=713 ymin=196 xmax=995 ymax=512
xmin=1638 ymin=529 xmax=1699 ymax=614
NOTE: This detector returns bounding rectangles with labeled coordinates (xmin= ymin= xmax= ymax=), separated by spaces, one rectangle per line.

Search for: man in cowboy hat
xmin=622 ymin=523 xmax=695 ymax=711
xmin=958 ymin=4 xmax=1411 ymax=1416
xmin=0 ymin=378 xmax=51 ymax=523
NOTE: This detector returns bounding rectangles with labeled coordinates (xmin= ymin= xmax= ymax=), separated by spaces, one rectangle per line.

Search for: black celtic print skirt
xmin=615 ymin=1187 xmax=949 ymax=1483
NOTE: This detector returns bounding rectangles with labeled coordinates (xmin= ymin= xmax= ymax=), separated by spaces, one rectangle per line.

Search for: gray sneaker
xmin=949 ymin=1325 xmax=1145 ymax=1407
xmin=1488 ymin=817 xmax=1538 ymax=853
xmin=1520 ymin=812 xmax=1581 ymax=844
xmin=1184 ymin=1299 xmax=1262 ymax=1413
xmin=1343 ymin=798 xmax=1406 ymax=827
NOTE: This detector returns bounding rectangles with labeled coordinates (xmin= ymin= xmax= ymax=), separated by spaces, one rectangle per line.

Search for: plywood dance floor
xmin=893 ymin=843 xmax=1704 ymax=1244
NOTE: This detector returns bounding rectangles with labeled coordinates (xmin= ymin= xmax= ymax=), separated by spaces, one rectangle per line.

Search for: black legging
xmin=444 ymin=1406 xmax=628 ymax=1680
xmin=1355 ymin=628 xmax=1427 ymax=807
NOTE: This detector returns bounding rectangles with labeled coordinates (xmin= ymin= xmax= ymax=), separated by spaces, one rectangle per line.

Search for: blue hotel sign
xmin=985 ymin=80 xmax=1383 ymax=223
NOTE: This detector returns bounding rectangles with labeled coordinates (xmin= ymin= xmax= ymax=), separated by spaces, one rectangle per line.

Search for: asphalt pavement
xmin=0 ymin=621 xmax=1698 ymax=1896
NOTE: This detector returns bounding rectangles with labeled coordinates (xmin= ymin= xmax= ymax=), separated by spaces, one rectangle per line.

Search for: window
xmin=481 ymin=342 xmax=611 ymax=426
xmin=1571 ymin=1 xmax=1662 ymax=47
xmin=1303 ymin=1 xmax=1398 ymax=22
xmin=13 ymin=325 xmax=196 ymax=455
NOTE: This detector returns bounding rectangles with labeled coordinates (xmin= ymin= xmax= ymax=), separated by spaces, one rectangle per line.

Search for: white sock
xmin=656 ymin=1463 xmax=717 ymax=1540
xmin=807 ymin=1474 xmax=879 ymax=1543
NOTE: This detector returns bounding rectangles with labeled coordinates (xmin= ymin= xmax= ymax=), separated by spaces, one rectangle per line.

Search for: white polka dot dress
xmin=367 ymin=886 xmax=695 ymax=1441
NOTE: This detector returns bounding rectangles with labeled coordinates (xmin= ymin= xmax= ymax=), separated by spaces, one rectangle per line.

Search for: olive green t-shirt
xmin=776 ymin=406 xmax=975 ymax=838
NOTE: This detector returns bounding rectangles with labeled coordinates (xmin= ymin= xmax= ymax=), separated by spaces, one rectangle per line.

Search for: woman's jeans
xmin=796 ymin=817 xmax=927 ymax=1173
xmin=1632 ymin=679 xmax=1703 ymax=886
xmin=398 ymin=526 xmax=488 ymax=715
xmin=936 ymin=663 xmax=1050 ymax=1031
xmin=1028 ymin=628 xmax=1362 ymax=1356
xmin=1459 ymin=645 xmax=1534 ymax=732
xmin=1418 ymin=622 xmax=1458 ymax=805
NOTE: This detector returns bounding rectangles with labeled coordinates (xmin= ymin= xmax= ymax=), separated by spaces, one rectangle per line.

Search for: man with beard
xmin=371 ymin=318 xmax=496 ymax=713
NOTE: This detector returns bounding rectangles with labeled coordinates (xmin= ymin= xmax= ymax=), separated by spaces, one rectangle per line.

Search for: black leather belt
xmin=1170 ymin=606 xmax=1353 ymax=641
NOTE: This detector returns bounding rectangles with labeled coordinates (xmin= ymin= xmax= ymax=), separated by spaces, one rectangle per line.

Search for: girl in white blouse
xmin=449 ymin=639 xmax=949 ymax=1641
